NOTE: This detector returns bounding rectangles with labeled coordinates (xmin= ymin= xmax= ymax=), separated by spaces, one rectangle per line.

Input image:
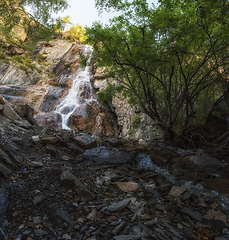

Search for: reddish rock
xmin=69 ymin=101 xmax=115 ymax=136
xmin=35 ymin=112 xmax=62 ymax=130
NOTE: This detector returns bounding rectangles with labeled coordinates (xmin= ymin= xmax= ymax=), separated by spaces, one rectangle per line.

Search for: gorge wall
xmin=0 ymin=39 xmax=161 ymax=141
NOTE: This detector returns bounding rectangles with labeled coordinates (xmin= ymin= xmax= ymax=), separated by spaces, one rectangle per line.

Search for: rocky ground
xmin=0 ymin=99 xmax=229 ymax=240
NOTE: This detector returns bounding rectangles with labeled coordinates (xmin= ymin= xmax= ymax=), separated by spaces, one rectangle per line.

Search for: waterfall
xmin=55 ymin=45 xmax=96 ymax=130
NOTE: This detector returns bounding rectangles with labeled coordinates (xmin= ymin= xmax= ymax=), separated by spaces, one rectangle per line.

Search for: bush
xmin=2 ymin=59 xmax=10 ymax=64
xmin=132 ymin=115 xmax=141 ymax=128
xmin=0 ymin=53 xmax=6 ymax=59
xmin=35 ymin=54 xmax=45 ymax=64
xmin=98 ymin=83 xmax=114 ymax=103
xmin=11 ymin=55 xmax=26 ymax=63
xmin=66 ymin=24 xmax=87 ymax=43
xmin=19 ymin=65 xmax=28 ymax=74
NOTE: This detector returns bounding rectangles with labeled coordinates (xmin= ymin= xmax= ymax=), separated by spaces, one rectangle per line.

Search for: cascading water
xmin=55 ymin=45 xmax=96 ymax=130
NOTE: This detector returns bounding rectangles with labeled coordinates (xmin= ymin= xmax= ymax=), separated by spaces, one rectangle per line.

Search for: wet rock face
xmin=69 ymin=101 xmax=115 ymax=136
xmin=34 ymin=112 xmax=62 ymax=130
xmin=52 ymin=44 xmax=82 ymax=87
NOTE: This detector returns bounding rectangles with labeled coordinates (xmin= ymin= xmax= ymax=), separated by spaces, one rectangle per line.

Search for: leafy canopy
xmin=87 ymin=0 xmax=229 ymax=140
xmin=0 ymin=0 xmax=69 ymax=42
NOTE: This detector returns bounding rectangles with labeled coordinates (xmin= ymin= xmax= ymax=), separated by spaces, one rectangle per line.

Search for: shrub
xmin=66 ymin=24 xmax=87 ymax=43
xmin=35 ymin=54 xmax=45 ymax=64
xmin=0 ymin=53 xmax=6 ymax=59
xmin=11 ymin=55 xmax=26 ymax=63
xmin=19 ymin=65 xmax=28 ymax=74
xmin=132 ymin=115 xmax=141 ymax=128
xmin=98 ymin=83 xmax=114 ymax=103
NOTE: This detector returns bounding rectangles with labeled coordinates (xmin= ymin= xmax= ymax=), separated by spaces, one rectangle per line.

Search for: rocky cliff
xmin=0 ymin=38 xmax=162 ymax=141
xmin=0 ymin=39 xmax=116 ymax=136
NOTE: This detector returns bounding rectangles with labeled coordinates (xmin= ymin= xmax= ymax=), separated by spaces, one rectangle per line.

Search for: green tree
xmin=87 ymin=0 xmax=229 ymax=141
xmin=0 ymin=0 xmax=68 ymax=42
xmin=67 ymin=24 xmax=87 ymax=43
xmin=60 ymin=15 xmax=72 ymax=31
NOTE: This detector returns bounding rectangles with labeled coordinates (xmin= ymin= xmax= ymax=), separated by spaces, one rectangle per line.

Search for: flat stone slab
xmin=107 ymin=198 xmax=131 ymax=212
xmin=169 ymin=186 xmax=186 ymax=197
xmin=60 ymin=171 xmax=94 ymax=200
xmin=181 ymin=207 xmax=203 ymax=222
xmin=115 ymin=182 xmax=139 ymax=192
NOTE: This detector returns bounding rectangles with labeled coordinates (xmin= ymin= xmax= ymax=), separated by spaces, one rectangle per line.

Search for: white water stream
xmin=55 ymin=45 xmax=96 ymax=130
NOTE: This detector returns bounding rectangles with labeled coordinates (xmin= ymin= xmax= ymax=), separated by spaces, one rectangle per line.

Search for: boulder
xmin=3 ymin=43 xmax=24 ymax=56
xmin=0 ymin=95 xmax=22 ymax=122
xmin=73 ymin=133 xmax=97 ymax=149
xmin=15 ymin=104 xmax=35 ymax=124
xmin=35 ymin=112 xmax=62 ymax=130
xmin=69 ymin=101 xmax=115 ymax=136
xmin=186 ymin=155 xmax=223 ymax=170
xmin=60 ymin=171 xmax=94 ymax=199
xmin=83 ymin=146 xmax=135 ymax=164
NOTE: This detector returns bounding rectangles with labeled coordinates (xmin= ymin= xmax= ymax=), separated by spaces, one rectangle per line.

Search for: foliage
xmin=87 ymin=0 xmax=229 ymax=141
xmin=66 ymin=24 xmax=87 ymax=43
xmin=11 ymin=54 xmax=38 ymax=72
xmin=35 ymin=54 xmax=46 ymax=64
xmin=61 ymin=15 xmax=72 ymax=31
xmin=0 ymin=53 xmax=6 ymax=59
xmin=98 ymin=82 xmax=114 ymax=103
xmin=97 ymin=82 xmax=123 ymax=104
xmin=0 ymin=0 xmax=68 ymax=43
xmin=19 ymin=64 xmax=28 ymax=74
xmin=132 ymin=115 xmax=141 ymax=128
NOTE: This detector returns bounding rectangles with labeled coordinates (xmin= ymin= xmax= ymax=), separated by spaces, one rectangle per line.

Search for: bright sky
xmin=53 ymin=0 xmax=159 ymax=27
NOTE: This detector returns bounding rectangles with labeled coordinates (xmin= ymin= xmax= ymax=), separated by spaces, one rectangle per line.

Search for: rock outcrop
xmin=69 ymin=101 xmax=115 ymax=136
xmin=0 ymin=39 xmax=117 ymax=136
xmin=94 ymin=74 xmax=162 ymax=141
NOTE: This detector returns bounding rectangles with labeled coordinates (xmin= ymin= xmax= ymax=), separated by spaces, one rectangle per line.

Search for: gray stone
xmin=3 ymin=103 xmax=21 ymax=122
xmin=0 ymin=148 xmax=13 ymax=165
xmin=114 ymin=236 xmax=139 ymax=240
xmin=187 ymin=155 xmax=223 ymax=170
xmin=34 ymin=229 xmax=49 ymax=237
xmin=181 ymin=207 xmax=203 ymax=222
xmin=15 ymin=104 xmax=35 ymax=124
xmin=0 ymin=163 xmax=12 ymax=175
xmin=0 ymin=63 xmax=38 ymax=85
xmin=60 ymin=171 xmax=94 ymax=199
xmin=107 ymin=199 xmax=131 ymax=212
xmin=169 ymin=186 xmax=186 ymax=197
xmin=56 ymin=208 xmax=72 ymax=223
xmin=40 ymin=136 xmax=60 ymax=145
xmin=32 ymin=135 xmax=40 ymax=142
xmin=83 ymin=146 xmax=134 ymax=164
xmin=62 ymin=233 xmax=71 ymax=239
xmin=44 ymin=144 xmax=56 ymax=156
xmin=28 ymin=161 xmax=43 ymax=168
xmin=73 ymin=133 xmax=97 ymax=149
xmin=112 ymin=221 xmax=127 ymax=235
xmin=128 ymin=198 xmax=146 ymax=215
xmin=33 ymin=195 xmax=44 ymax=205
xmin=204 ymin=210 xmax=227 ymax=231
